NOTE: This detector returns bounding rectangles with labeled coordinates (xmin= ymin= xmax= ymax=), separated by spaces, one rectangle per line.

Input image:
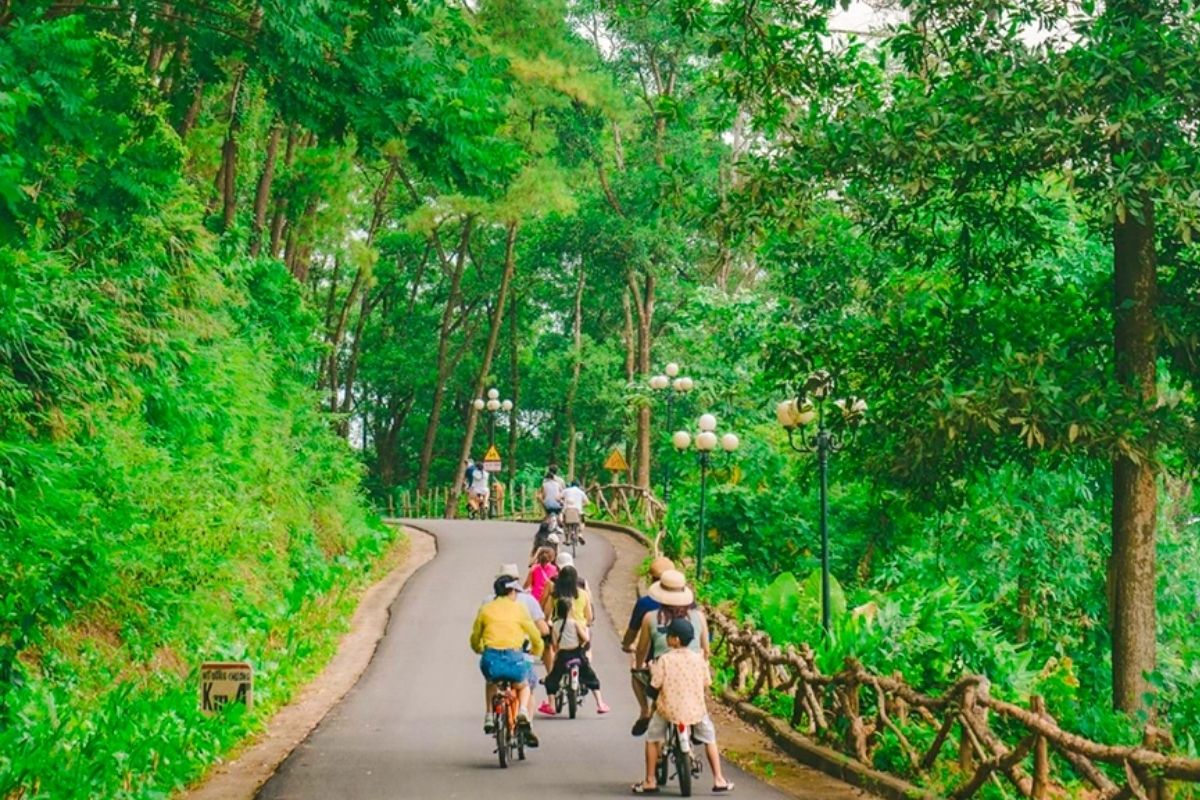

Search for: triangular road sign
xmin=603 ymin=448 xmax=629 ymax=472
xmin=483 ymin=444 xmax=502 ymax=462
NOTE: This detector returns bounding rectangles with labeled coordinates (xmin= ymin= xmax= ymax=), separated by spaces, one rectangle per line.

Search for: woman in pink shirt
xmin=525 ymin=547 xmax=559 ymax=603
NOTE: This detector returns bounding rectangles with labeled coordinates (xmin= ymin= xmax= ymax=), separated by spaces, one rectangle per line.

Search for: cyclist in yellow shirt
xmin=471 ymin=575 xmax=545 ymax=745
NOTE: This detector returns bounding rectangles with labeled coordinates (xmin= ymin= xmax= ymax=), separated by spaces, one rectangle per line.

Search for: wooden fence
xmin=393 ymin=481 xmax=665 ymax=526
xmin=708 ymin=608 xmax=1200 ymax=800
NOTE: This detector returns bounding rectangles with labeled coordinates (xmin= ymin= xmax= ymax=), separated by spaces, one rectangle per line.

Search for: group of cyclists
xmin=468 ymin=464 xmax=735 ymax=794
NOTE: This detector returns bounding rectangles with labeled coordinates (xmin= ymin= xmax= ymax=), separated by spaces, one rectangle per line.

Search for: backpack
xmin=465 ymin=464 xmax=478 ymax=484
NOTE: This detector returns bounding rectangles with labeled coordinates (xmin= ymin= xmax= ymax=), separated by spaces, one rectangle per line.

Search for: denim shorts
xmin=480 ymin=648 xmax=528 ymax=683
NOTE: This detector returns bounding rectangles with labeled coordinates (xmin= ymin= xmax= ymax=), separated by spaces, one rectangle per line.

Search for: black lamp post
xmin=649 ymin=363 xmax=694 ymax=503
xmin=673 ymin=413 xmax=740 ymax=582
xmin=776 ymin=370 xmax=867 ymax=636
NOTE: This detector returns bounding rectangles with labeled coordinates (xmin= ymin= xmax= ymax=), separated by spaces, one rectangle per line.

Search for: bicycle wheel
xmin=517 ymin=728 xmax=526 ymax=761
xmin=567 ymin=684 xmax=578 ymax=719
xmin=674 ymin=738 xmax=692 ymax=797
xmin=554 ymin=691 xmax=563 ymax=714
xmin=495 ymin=717 xmax=509 ymax=768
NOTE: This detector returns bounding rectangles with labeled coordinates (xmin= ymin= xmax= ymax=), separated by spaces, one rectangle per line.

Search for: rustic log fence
xmin=393 ymin=481 xmax=665 ymax=526
xmin=708 ymin=607 xmax=1200 ymax=799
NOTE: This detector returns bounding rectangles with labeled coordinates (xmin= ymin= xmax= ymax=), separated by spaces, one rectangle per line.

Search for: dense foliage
xmin=3 ymin=0 xmax=1199 ymax=795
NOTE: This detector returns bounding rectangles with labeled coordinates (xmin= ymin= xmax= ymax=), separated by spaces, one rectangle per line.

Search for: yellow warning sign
xmin=483 ymin=444 xmax=502 ymax=462
xmin=603 ymin=448 xmax=629 ymax=472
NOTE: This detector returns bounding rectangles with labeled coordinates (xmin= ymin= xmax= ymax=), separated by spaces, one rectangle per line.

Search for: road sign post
xmin=200 ymin=661 xmax=253 ymax=714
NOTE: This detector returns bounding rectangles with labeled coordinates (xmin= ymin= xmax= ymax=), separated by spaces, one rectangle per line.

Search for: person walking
xmin=630 ymin=569 xmax=709 ymax=736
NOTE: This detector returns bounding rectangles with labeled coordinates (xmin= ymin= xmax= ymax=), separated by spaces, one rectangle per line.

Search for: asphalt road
xmin=258 ymin=520 xmax=792 ymax=799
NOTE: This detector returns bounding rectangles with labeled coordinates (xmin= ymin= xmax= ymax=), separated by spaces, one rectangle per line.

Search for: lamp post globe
xmin=696 ymin=430 xmax=718 ymax=451
xmin=501 ymin=399 xmax=513 ymax=412
xmin=665 ymin=362 xmax=680 ymax=378
xmin=487 ymin=388 xmax=500 ymax=400
xmin=721 ymin=433 xmax=740 ymax=452
xmin=698 ymin=413 xmax=717 ymax=432
xmin=473 ymin=398 xmax=486 ymax=411
xmin=672 ymin=430 xmax=692 ymax=450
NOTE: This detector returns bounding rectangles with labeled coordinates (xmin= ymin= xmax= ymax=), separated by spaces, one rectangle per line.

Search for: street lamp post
xmin=673 ymin=413 xmax=740 ymax=582
xmin=473 ymin=388 xmax=513 ymax=449
xmin=649 ymin=362 xmax=694 ymax=502
xmin=775 ymin=370 xmax=867 ymax=636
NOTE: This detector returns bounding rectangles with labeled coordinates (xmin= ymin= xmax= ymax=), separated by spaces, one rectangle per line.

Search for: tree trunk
xmin=507 ymin=289 xmax=521 ymax=486
xmin=249 ymin=121 xmax=282 ymax=256
xmin=1109 ymin=197 xmax=1158 ymax=714
xmin=627 ymin=270 xmax=655 ymax=490
xmin=176 ymin=80 xmax=204 ymax=139
xmin=566 ymin=265 xmax=585 ymax=481
xmin=622 ymin=289 xmax=635 ymax=382
xmin=268 ymin=127 xmax=300 ymax=257
xmin=217 ymin=68 xmax=246 ymax=231
xmin=446 ymin=222 xmax=520 ymax=518
xmin=417 ymin=218 xmax=474 ymax=490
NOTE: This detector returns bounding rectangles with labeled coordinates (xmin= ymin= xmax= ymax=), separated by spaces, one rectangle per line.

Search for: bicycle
xmin=656 ymin=720 xmax=703 ymax=797
xmin=561 ymin=507 xmax=582 ymax=557
xmin=467 ymin=492 xmax=490 ymax=520
xmin=552 ymin=656 xmax=588 ymax=719
xmin=490 ymin=680 xmax=528 ymax=767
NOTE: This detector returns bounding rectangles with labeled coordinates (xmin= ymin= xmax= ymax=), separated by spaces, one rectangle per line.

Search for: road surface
xmin=258 ymin=520 xmax=795 ymax=799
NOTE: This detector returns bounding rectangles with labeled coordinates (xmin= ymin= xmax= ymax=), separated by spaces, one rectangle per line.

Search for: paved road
xmin=258 ymin=520 xmax=793 ymax=799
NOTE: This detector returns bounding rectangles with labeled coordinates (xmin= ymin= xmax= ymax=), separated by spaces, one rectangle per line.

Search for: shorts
xmin=524 ymin=652 xmax=540 ymax=689
xmin=480 ymin=648 xmax=528 ymax=683
xmin=646 ymin=712 xmax=717 ymax=745
xmin=544 ymin=501 xmax=563 ymax=513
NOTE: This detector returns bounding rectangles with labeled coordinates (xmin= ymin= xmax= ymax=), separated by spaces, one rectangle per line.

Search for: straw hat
xmin=648 ymin=556 xmax=675 ymax=580
xmin=648 ymin=569 xmax=694 ymax=607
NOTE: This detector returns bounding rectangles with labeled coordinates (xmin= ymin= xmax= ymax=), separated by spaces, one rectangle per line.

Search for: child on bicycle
xmin=632 ymin=618 xmax=733 ymax=794
xmin=541 ymin=597 xmax=610 ymax=716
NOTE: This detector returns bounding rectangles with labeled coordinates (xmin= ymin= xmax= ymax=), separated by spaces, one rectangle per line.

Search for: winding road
xmin=257 ymin=520 xmax=797 ymax=799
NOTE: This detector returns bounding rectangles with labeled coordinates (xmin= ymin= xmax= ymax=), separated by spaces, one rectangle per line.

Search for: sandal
xmin=713 ymin=783 xmax=736 ymax=793
xmin=631 ymin=783 xmax=660 ymax=794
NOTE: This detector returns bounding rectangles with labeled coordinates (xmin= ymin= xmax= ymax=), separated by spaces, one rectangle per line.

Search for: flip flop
xmin=631 ymin=783 xmax=660 ymax=794
xmin=713 ymin=783 xmax=736 ymax=793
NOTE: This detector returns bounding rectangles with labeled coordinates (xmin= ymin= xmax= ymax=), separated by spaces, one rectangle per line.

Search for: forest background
xmin=1 ymin=0 xmax=1198 ymax=798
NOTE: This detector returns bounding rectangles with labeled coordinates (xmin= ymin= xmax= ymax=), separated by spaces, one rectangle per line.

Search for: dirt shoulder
xmin=594 ymin=528 xmax=876 ymax=800
xmin=179 ymin=525 xmax=437 ymax=800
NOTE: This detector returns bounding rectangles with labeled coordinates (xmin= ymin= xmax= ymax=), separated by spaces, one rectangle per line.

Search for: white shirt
xmin=470 ymin=468 xmax=490 ymax=493
xmin=542 ymin=478 xmax=564 ymax=505
xmin=562 ymin=486 xmax=588 ymax=509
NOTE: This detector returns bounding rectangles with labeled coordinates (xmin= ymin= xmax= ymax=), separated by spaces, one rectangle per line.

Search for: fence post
xmin=1031 ymin=695 xmax=1048 ymax=800
xmin=959 ymin=684 xmax=976 ymax=774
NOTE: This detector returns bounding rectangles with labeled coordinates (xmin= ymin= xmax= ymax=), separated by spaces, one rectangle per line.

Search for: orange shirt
xmin=650 ymin=647 xmax=710 ymax=725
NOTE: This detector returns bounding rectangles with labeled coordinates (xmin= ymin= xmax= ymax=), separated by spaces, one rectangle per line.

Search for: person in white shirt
xmin=541 ymin=465 xmax=565 ymax=514
xmin=561 ymin=481 xmax=588 ymax=545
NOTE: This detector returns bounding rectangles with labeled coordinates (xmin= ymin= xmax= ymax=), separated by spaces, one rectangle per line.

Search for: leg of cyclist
xmin=484 ymin=682 xmax=496 ymax=733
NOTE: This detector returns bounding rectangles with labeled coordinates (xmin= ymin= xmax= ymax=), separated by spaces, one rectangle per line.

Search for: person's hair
xmin=536 ymin=547 xmax=554 ymax=566
xmin=493 ymin=576 xmax=515 ymax=598
xmin=536 ymin=521 xmax=553 ymax=538
xmin=548 ymin=464 xmax=558 ymax=475
xmin=659 ymin=605 xmax=692 ymax=621
xmin=569 ymin=480 xmax=580 ymax=488
xmin=553 ymin=565 xmax=580 ymax=599
xmin=555 ymin=597 xmax=573 ymax=625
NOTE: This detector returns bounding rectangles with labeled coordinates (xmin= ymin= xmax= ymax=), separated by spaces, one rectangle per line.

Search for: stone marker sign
xmin=200 ymin=661 xmax=253 ymax=714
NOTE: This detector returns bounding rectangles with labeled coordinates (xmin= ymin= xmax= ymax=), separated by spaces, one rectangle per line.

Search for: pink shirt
xmin=529 ymin=563 xmax=559 ymax=603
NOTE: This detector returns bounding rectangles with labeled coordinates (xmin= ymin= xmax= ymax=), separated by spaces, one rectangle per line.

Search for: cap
xmin=493 ymin=576 xmax=522 ymax=597
xmin=666 ymin=617 xmax=695 ymax=645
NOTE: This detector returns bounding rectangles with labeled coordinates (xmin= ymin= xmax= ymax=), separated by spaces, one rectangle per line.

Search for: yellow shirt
xmin=470 ymin=596 xmax=545 ymax=656
xmin=543 ymin=587 xmax=592 ymax=626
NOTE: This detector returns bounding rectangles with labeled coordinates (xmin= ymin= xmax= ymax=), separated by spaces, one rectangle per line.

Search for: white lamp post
xmin=650 ymin=363 xmax=695 ymax=502
xmin=674 ymin=413 xmax=740 ymax=581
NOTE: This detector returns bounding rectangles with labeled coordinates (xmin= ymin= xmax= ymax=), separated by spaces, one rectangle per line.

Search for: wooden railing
xmin=708 ymin=608 xmax=1200 ymax=800
xmin=392 ymin=481 xmax=666 ymax=527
